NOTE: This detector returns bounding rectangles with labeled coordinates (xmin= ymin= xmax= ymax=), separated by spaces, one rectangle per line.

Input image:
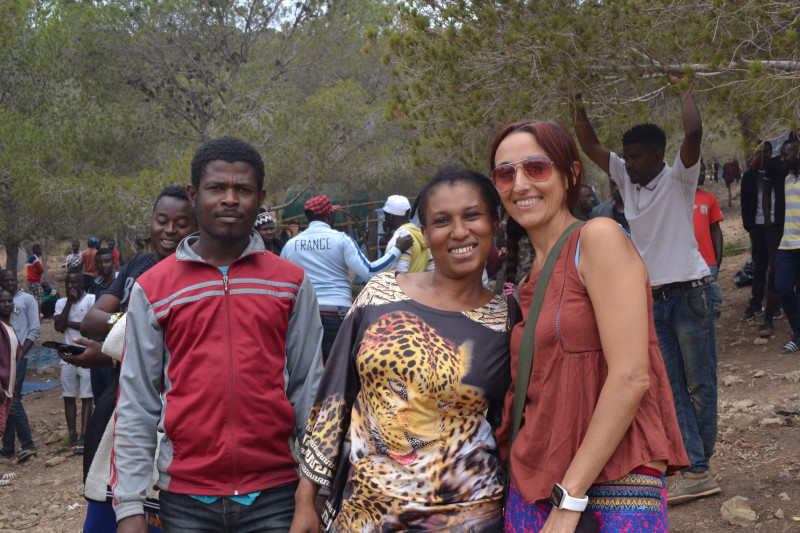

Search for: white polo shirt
xmin=609 ymin=152 xmax=710 ymax=287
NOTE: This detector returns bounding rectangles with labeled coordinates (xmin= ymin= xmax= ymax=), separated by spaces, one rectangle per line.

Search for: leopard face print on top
xmin=301 ymin=272 xmax=510 ymax=532
xmin=333 ymin=310 xmax=502 ymax=530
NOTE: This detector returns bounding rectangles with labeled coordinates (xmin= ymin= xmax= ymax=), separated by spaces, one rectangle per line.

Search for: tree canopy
xmin=1 ymin=0 xmax=799 ymax=267
xmin=382 ymin=0 xmax=800 ymax=171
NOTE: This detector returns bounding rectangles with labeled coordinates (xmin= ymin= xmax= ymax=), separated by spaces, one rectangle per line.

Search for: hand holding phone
xmin=42 ymin=341 xmax=86 ymax=356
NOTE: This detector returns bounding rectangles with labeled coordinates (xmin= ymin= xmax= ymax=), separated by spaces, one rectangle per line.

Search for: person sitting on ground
xmin=290 ymin=166 xmax=515 ymax=533
xmin=54 ymin=270 xmax=96 ymax=454
xmin=589 ymin=178 xmax=630 ymax=234
xmin=382 ymin=195 xmax=435 ymax=273
xmin=693 ymin=159 xmax=724 ymax=280
xmin=62 ymin=241 xmax=82 ymax=270
xmin=0 ymin=288 xmax=22 ymax=485
xmin=40 ymin=281 xmax=60 ymax=319
xmin=26 ymin=244 xmax=45 ymax=313
xmin=254 ymin=209 xmax=283 ymax=255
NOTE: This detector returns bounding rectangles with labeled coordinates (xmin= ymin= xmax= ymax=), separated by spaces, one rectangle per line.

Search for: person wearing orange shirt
xmin=693 ymin=160 xmax=724 ymax=280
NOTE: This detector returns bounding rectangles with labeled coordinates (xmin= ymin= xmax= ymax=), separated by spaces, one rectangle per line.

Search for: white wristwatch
xmin=549 ymin=483 xmax=589 ymax=512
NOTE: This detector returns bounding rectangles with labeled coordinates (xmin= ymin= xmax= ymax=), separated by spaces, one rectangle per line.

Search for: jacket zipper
xmin=224 ymin=273 xmax=239 ymax=495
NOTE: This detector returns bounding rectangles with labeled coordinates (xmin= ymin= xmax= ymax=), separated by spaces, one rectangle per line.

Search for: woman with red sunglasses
xmin=491 ymin=121 xmax=687 ymax=533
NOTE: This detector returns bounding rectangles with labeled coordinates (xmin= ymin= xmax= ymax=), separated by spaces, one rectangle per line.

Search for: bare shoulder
xmin=578 ymin=218 xmax=645 ymax=281
xmin=580 ymin=218 xmax=633 ymax=253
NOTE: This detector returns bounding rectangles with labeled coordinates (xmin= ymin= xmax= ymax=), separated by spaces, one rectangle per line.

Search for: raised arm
xmin=54 ymin=299 xmax=73 ymax=334
xmin=571 ymin=93 xmax=611 ymax=175
xmin=343 ymin=234 xmax=412 ymax=281
xmin=668 ymin=73 xmax=702 ymax=168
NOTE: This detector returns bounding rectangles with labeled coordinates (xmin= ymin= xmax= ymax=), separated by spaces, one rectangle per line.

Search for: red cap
xmin=305 ymin=195 xmax=340 ymax=215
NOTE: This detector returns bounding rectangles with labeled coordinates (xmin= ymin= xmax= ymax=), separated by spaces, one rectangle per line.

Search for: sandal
xmin=781 ymin=340 xmax=800 ymax=354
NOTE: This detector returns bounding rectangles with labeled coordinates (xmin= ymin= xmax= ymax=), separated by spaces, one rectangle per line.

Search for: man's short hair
xmin=96 ymin=247 xmax=112 ymax=257
xmin=153 ymin=185 xmax=189 ymax=211
xmin=190 ymin=136 xmax=265 ymax=191
xmin=622 ymin=123 xmax=667 ymax=152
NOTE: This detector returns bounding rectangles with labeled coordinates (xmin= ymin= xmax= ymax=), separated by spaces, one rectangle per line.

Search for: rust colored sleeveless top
xmin=496 ymin=227 xmax=688 ymax=503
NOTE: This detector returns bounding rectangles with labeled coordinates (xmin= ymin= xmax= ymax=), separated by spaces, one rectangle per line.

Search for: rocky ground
xmin=0 ymin=180 xmax=799 ymax=531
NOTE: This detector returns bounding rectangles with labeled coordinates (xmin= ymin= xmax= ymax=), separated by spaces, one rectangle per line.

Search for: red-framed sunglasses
xmin=491 ymin=155 xmax=554 ymax=191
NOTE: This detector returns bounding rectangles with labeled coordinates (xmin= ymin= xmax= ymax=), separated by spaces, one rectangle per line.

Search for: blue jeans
xmin=159 ymin=481 xmax=297 ymax=533
xmin=90 ymin=367 xmax=113 ymax=401
xmin=775 ymin=248 xmax=800 ymax=337
xmin=320 ymin=307 xmax=347 ymax=364
xmin=2 ymin=358 xmax=34 ymax=452
xmin=652 ymin=282 xmax=720 ymax=474
xmin=83 ymin=501 xmax=162 ymax=533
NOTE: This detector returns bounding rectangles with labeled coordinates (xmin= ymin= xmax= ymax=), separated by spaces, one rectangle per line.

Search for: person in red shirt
xmin=106 ymin=240 xmax=120 ymax=270
xmin=80 ymin=238 xmax=100 ymax=291
xmin=693 ymin=160 xmax=724 ymax=279
xmin=26 ymin=244 xmax=45 ymax=311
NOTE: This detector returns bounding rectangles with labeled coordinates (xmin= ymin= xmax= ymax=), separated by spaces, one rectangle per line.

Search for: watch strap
xmin=553 ymin=483 xmax=589 ymax=512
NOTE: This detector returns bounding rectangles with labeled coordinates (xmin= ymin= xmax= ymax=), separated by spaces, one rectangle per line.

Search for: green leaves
xmin=383 ymin=0 xmax=800 ymax=169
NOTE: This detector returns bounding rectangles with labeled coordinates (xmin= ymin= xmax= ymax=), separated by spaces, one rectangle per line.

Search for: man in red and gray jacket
xmin=112 ymin=136 xmax=324 ymax=532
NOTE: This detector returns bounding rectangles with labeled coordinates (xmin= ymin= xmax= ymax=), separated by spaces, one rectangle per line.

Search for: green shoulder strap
xmin=507 ymin=221 xmax=583 ymax=477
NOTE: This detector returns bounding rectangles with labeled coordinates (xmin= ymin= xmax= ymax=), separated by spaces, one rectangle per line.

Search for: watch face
xmin=549 ymin=484 xmax=564 ymax=508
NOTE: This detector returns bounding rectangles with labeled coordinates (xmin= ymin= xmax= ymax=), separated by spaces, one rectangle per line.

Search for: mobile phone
xmin=42 ymin=341 xmax=86 ymax=356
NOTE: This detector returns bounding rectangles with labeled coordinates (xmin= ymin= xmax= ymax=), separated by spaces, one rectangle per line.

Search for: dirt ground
xmin=0 ymin=180 xmax=799 ymax=531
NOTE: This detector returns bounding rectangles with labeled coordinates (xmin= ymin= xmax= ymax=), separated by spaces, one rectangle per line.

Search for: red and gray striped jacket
xmin=112 ymin=232 xmax=324 ymax=521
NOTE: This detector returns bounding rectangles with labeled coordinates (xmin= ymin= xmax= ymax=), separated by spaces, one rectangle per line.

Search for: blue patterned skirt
xmin=505 ymin=467 xmax=668 ymax=532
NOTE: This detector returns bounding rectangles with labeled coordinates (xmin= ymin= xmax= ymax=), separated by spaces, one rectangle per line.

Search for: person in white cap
xmin=382 ymin=195 xmax=434 ymax=273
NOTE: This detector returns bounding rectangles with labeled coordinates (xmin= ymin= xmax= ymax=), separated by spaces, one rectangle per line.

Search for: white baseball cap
xmin=382 ymin=195 xmax=411 ymax=216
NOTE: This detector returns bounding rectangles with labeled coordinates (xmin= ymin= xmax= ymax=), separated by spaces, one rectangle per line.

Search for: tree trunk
xmin=737 ymin=112 xmax=758 ymax=154
xmin=0 ymin=179 xmax=20 ymax=272
xmin=5 ymin=240 xmax=20 ymax=274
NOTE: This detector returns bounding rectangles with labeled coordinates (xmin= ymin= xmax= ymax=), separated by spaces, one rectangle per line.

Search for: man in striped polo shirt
xmin=774 ymin=137 xmax=800 ymax=353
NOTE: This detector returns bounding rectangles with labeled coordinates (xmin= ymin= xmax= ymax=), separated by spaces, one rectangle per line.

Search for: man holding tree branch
xmin=572 ymin=74 xmax=721 ymax=505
